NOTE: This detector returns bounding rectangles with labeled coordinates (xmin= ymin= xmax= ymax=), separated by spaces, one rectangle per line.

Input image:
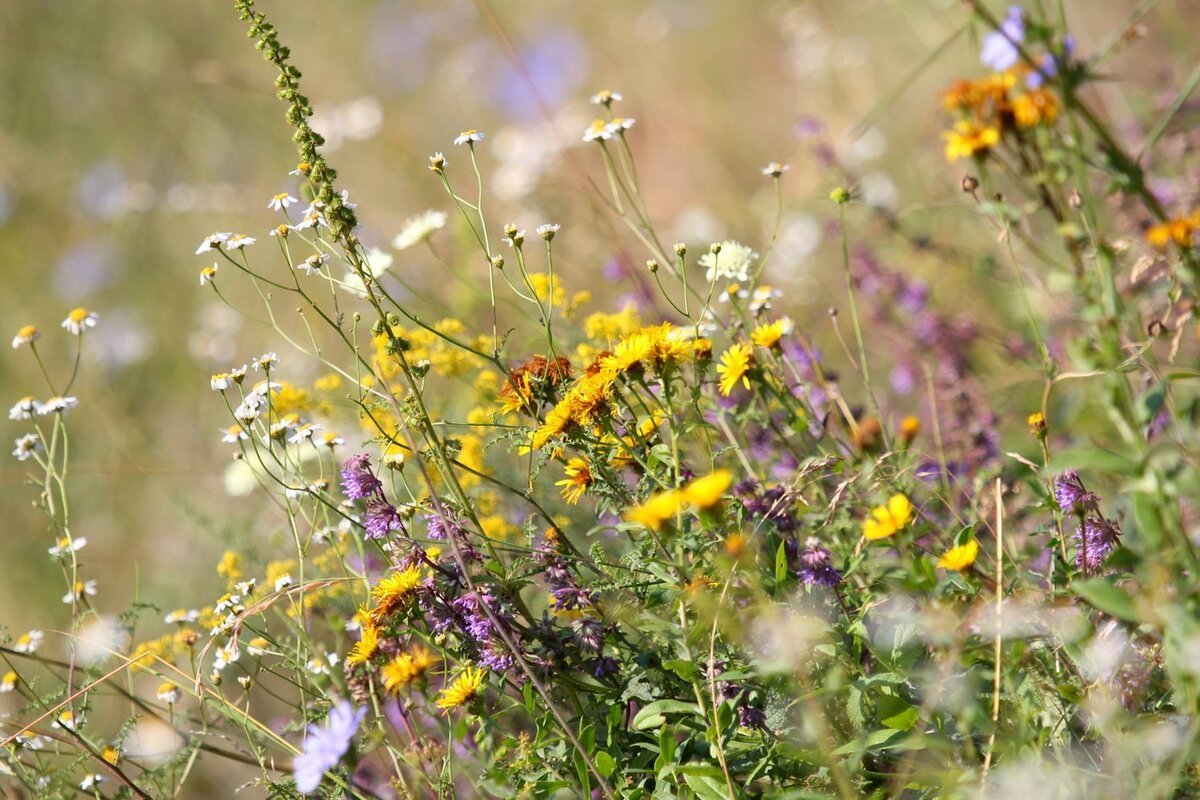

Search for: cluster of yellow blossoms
xmin=941 ymin=71 xmax=1060 ymax=162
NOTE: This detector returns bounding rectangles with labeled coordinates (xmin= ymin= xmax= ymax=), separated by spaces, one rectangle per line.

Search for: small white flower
xmin=605 ymin=117 xmax=636 ymax=135
xmin=13 ymin=432 xmax=40 ymax=461
xmin=590 ymin=89 xmax=623 ymax=105
xmin=428 ymin=152 xmax=447 ymax=172
xmin=235 ymin=578 xmax=256 ymax=596
xmin=9 ymin=396 xmax=40 ymax=420
xmin=761 ymin=162 xmax=789 ymax=177
xmin=537 ymin=223 xmax=560 ymax=241
xmin=211 ymin=372 xmax=233 ymax=391
xmin=698 ymin=240 xmax=759 ymax=284
xmin=39 ymin=396 xmax=79 ymax=416
xmin=14 ymin=731 xmax=48 ymax=750
xmin=392 ymin=210 xmax=447 ymax=250
xmin=288 ymin=422 xmax=321 ymax=444
xmin=246 ymin=638 xmax=271 ymax=656
xmin=14 ymin=630 xmax=43 ymax=653
xmin=213 ymin=640 xmax=241 ymax=671
xmin=62 ymin=308 xmax=99 ymax=335
xmin=11 ymin=325 xmax=40 ymax=349
xmin=80 ymin=774 xmax=104 ymax=791
xmin=195 ymin=232 xmax=231 ymax=255
xmin=292 ymin=211 xmax=324 ymax=230
xmin=200 ymin=263 xmax=219 ymax=286
xmin=337 ymin=189 xmax=357 ymax=210
xmin=297 ymin=254 xmax=328 ymax=275
xmin=62 ymin=579 xmax=97 ymax=604
xmin=320 ymin=431 xmax=345 ymax=448
xmin=582 ymin=119 xmax=612 ymax=143
xmin=0 ymin=672 xmax=16 ymax=693
xmin=53 ymin=710 xmax=82 ymax=730
xmin=718 ymin=284 xmax=750 ymax=303
xmin=267 ymin=193 xmax=298 ymax=211
xmin=164 ymin=609 xmax=199 ymax=624
xmin=247 ymin=379 xmax=281 ymax=398
xmin=502 ymin=229 xmax=526 ymax=248
xmin=221 ymin=424 xmax=248 ymax=444
xmin=364 ymin=247 xmax=393 ymax=277
xmin=252 ymin=352 xmax=279 ymax=371
xmin=453 ymin=129 xmax=484 ymax=145
xmin=156 ymin=683 xmax=182 ymax=704
xmin=274 ymin=575 xmax=295 ymax=592
xmin=234 ymin=402 xmax=259 ymax=424
xmin=306 ymin=654 xmax=331 ymax=675
xmin=749 ymin=285 xmax=783 ymax=314
xmin=226 ymin=234 xmax=256 ymax=250
xmin=48 ymin=536 xmax=87 ymax=556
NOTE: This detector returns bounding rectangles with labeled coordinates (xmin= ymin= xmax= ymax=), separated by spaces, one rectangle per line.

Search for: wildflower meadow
xmin=5 ymin=1 xmax=1200 ymax=797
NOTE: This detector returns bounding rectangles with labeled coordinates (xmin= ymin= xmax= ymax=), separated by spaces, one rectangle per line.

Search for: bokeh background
xmin=0 ymin=0 xmax=1195 ymax=778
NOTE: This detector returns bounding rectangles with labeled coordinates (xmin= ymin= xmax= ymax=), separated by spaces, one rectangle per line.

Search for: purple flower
xmin=796 ymin=538 xmax=841 ymax=588
xmin=980 ymin=6 xmax=1025 ymax=72
xmin=592 ymin=656 xmax=619 ymax=678
xmin=363 ymin=499 xmax=403 ymax=539
xmin=341 ymin=454 xmax=382 ymax=500
xmin=293 ymin=700 xmax=366 ymax=794
xmin=1075 ymin=517 xmax=1121 ymax=574
xmin=1053 ymin=471 xmax=1097 ymax=515
xmin=738 ymin=704 xmax=767 ymax=730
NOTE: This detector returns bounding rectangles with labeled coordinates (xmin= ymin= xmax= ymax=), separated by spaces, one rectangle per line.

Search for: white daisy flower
xmin=62 ymin=579 xmax=97 ymax=604
xmin=252 ymin=352 xmax=278 ymax=371
xmin=62 ymin=308 xmax=99 ymax=335
xmin=14 ymin=630 xmax=43 ymax=653
xmin=428 ymin=152 xmax=446 ymax=172
xmin=164 ymin=608 xmax=199 ymax=624
xmin=453 ymin=129 xmax=484 ymax=145
xmin=364 ymin=247 xmax=393 ymax=277
xmin=80 ymin=774 xmax=104 ymax=791
xmin=221 ymin=424 xmax=248 ymax=444
xmin=235 ymin=578 xmax=256 ymax=596
xmin=320 ymin=431 xmax=345 ymax=448
xmin=156 ymin=683 xmax=182 ymax=704
xmin=53 ymin=710 xmax=83 ymax=730
xmin=9 ymin=396 xmax=40 ymax=420
xmin=699 ymin=240 xmax=759 ymax=284
xmin=247 ymin=379 xmax=280 ymax=398
xmin=590 ymin=89 xmax=623 ymax=105
xmin=537 ymin=223 xmax=560 ymax=241
xmin=297 ymin=254 xmax=327 ymax=275
xmin=39 ymin=396 xmax=79 ymax=416
xmin=582 ymin=119 xmax=612 ymax=143
xmin=749 ymin=286 xmax=783 ymax=314
xmin=306 ymin=654 xmax=331 ymax=675
xmin=210 ymin=372 xmax=233 ymax=391
xmin=195 ymin=232 xmax=231 ymax=254
xmin=718 ymin=284 xmax=750 ymax=303
xmin=0 ymin=671 xmax=16 ymax=693
xmin=13 ymin=433 xmax=40 ymax=461
xmin=14 ymin=731 xmax=48 ymax=750
xmin=288 ymin=422 xmax=321 ymax=444
xmin=501 ymin=229 xmax=525 ymax=248
xmin=337 ymin=189 xmax=357 ymax=210
xmin=292 ymin=211 xmax=324 ymax=230
xmin=605 ymin=117 xmax=636 ymax=135
xmin=226 ymin=234 xmax=256 ymax=250
xmin=274 ymin=575 xmax=295 ymax=592
xmin=761 ymin=162 xmax=789 ymax=177
xmin=267 ymin=193 xmax=298 ymax=211
xmin=11 ymin=324 xmax=39 ymax=349
xmin=200 ymin=264 xmax=218 ymax=286
xmin=233 ymin=403 xmax=258 ymax=424
xmin=48 ymin=536 xmax=87 ymax=556
xmin=392 ymin=210 xmax=447 ymax=251
xmin=246 ymin=637 xmax=271 ymax=656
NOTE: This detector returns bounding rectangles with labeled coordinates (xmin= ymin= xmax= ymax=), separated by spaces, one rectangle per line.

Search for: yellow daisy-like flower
xmin=943 ymin=120 xmax=1000 ymax=163
xmin=1012 ymin=88 xmax=1060 ymax=128
xmin=862 ymin=494 xmax=915 ymax=541
xmin=683 ymin=470 xmax=733 ymax=509
xmin=937 ymin=539 xmax=979 ymax=572
xmin=1146 ymin=211 xmax=1200 ymax=250
xmin=435 ymin=665 xmax=487 ymax=712
xmin=371 ymin=565 xmax=423 ymax=619
xmin=565 ymin=372 xmax=615 ymax=425
xmin=716 ymin=343 xmax=753 ymax=396
xmin=382 ymin=644 xmax=439 ymax=693
xmin=750 ymin=319 xmax=791 ymax=350
xmin=600 ymin=333 xmax=653 ymax=375
xmin=345 ymin=622 xmax=379 ymax=668
xmin=625 ymin=490 xmax=685 ymax=531
xmin=555 ymin=458 xmax=593 ymax=505
xmin=532 ymin=402 xmax=573 ymax=450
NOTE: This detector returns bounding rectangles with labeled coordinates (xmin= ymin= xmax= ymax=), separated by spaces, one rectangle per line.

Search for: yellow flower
xmin=862 ymin=494 xmax=915 ymax=540
xmin=943 ymin=120 xmax=1000 ymax=162
xmin=750 ymin=319 xmax=791 ymax=349
xmin=898 ymin=415 xmax=920 ymax=443
xmin=565 ymin=372 xmax=615 ymax=425
xmin=600 ymin=333 xmax=653 ymax=375
xmin=345 ymin=622 xmax=379 ymax=668
xmin=1027 ymin=411 xmax=1047 ymax=436
xmin=101 ymin=746 xmax=120 ymax=765
xmin=382 ymin=645 xmax=439 ymax=693
xmin=1146 ymin=211 xmax=1200 ymax=250
xmin=555 ymin=458 xmax=593 ymax=505
xmin=1012 ymin=88 xmax=1059 ymax=128
xmin=532 ymin=402 xmax=573 ymax=450
xmin=371 ymin=565 xmax=423 ymax=619
xmin=626 ymin=490 xmax=685 ymax=531
xmin=216 ymin=550 xmax=243 ymax=587
xmin=0 ymin=671 xmax=16 ymax=692
xmin=716 ymin=343 xmax=753 ymax=396
xmin=683 ymin=470 xmax=732 ymax=509
xmin=436 ymin=665 xmax=486 ymax=712
xmin=937 ymin=539 xmax=979 ymax=571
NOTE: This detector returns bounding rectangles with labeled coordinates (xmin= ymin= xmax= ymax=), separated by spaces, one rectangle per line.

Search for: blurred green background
xmin=0 ymin=0 xmax=1193 ymax=701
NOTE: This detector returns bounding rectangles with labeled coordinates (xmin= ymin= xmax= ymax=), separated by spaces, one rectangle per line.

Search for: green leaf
xmin=1074 ymin=577 xmax=1139 ymax=622
xmin=595 ymin=751 xmax=616 ymax=779
xmin=663 ymin=659 xmax=699 ymax=682
xmin=632 ymin=700 xmax=704 ymax=731
xmin=876 ymin=694 xmax=918 ymax=731
xmin=775 ymin=541 xmax=789 ymax=585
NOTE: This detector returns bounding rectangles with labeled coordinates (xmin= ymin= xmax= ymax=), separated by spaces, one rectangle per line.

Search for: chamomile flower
xmin=62 ymin=579 xmax=98 ymax=604
xmin=195 ymin=232 xmax=231 ymax=254
xmin=501 ymin=228 xmax=526 ymax=248
xmin=583 ymin=119 xmax=613 ymax=142
xmin=297 ymin=254 xmax=327 ymax=275
xmin=246 ymin=637 xmax=271 ymax=656
xmin=537 ymin=223 xmax=560 ymax=241
xmin=428 ymin=152 xmax=447 ymax=172
xmin=0 ymin=671 xmax=16 ymax=692
xmin=252 ymin=352 xmax=279 ymax=371
xmin=749 ymin=286 xmax=783 ymax=314
xmin=292 ymin=210 xmax=324 ymax=230
xmin=761 ymin=161 xmax=789 ymax=177
xmin=156 ymin=682 xmax=182 ymax=704
xmin=392 ymin=210 xmax=447 ymax=250
xmin=53 ymin=710 xmax=83 ymax=730
xmin=80 ymin=774 xmax=104 ymax=791
xmin=307 ymin=654 xmax=332 ymax=675
xmin=200 ymin=264 xmax=218 ymax=285
xmin=606 ymin=117 xmax=636 ymax=135
xmin=699 ymin=241 xmax=759 ymax=284
xmin=235 ymin=578 xmax=257 ymax=596
xmin=288 ymin=422 xmax=321 ymax=444
xmin=233 ymin=402 xmax=260 ymax=424
xmin=454 ymin=129 xmax=484 ymax=146
xmin=13 ymin=433 xmax=40 ymax=461
xmin=13 ymin=630 xmax=43 ymax=653
xmin=221 ymin=424 xmax=248 ymax=444
xmin=274 ymin=575 xmax=295 ymax=592
xmin=164 ymin=609 xmax=199 ymax=624
xmin=267 ymin=193 xmax=298 ymax=211
xmin=9 ymin=396 xmax=39 ymax=420
xmin=320 ymin=431 xmax=345 ymax=448
xmin=211 ymin=372 xmax=234 ymax=391
xmin=39 ymin=396 xmax=79 ymax=415
xmin=12 ymin=324 xmax=39 ymax=349
xmin=226 ymin=234 xmax=256 ymax=250
xmin=62 ymin=308 xmax=98 ymax=335
xmin=48 ymin=536 xmax=87 ymax=556
xmin=590 ymin=89 xmax=623 ymax=106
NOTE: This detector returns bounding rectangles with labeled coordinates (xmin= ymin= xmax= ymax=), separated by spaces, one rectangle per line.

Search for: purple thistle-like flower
xmin=293 ymin=700 xmax=366 ymax=794
xmin=478 ymin=641 xmax=516 ymax=673
xmin=341 ymin=453 xmax=382 ymax=500
xmin=550 ymin=585 xmax=595 ymax=612
xmin=980 ymin=6 xmax=1025 ymax=72
xmin=1075 ymin=517 xmax=1121 ymax=574
xmin=363 ymin=499 xmax=403 ymax=539
xmin=592 ymin=656 xmax=620 ymax=679
xmin=737 ymin=704 xmax=767 ymax=730
xmin=571 ymin=618 xmax=603 ymax=652
xmin=796 ymin=538 xmax=842 ymax=588
xmin=1054 ymin=471 xmax=1098 ymax=515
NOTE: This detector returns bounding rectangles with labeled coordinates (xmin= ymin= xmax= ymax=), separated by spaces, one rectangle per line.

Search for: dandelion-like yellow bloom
xmin=566 ymin=372 xmax=615 ymax=425
xmin=382 ymin=645 xmax=438 ymax=693
xmin=435 ymin=665 xmax=486 ymax=712
xmin=716 ymin=343 xmax=753 ymax=396
xmin=937 ymin=539 xmax=979 ymax=571
xmin=898 ymin=416 xmax=921 ymax=442
xmin=1146 ymin=211 xmax=1200 ymax=250
xmin=625 ymin=490 xmax=685 ymax=531
xmin=216 ymin=550 xmax=243 ymax=586
xmin=371 ymin=566 xmax=423 ymax=619
xmin=532 ymin=402 xmax=573 ymax=450
xmin=683 ymin=470 xmax=732 ymax=509
xmin=600 ymin=333 xmax=652 ymax=375
xmin=750 ymin=320 xmax=790 ymax=349
xmin=555 ymin=458 xmax=593 ymax=505
xmin=943 ymin=120 xmax=1000 ymax=162
xmin=862 ymin=494 xmax=915 ymax=541
xmin=1027 ymin=411 xmax=1047 ymax=436
xmin=345 ymin=622 xmax=379 ymax=668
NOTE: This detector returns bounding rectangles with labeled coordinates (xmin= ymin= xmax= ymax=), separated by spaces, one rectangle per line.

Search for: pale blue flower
xmin=980 ymin=6 xmax=1025 ymax=72
xmin=293 ymin=700 xmax=365 ymax=794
